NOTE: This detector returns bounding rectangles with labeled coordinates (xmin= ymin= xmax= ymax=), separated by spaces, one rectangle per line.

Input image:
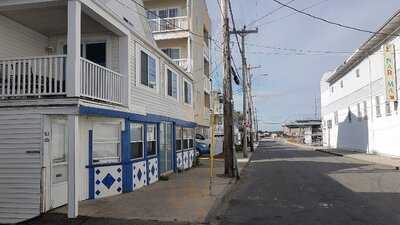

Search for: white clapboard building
xmin=0 ymin=0 xmax=198 ymax=223
xmin=320 ymin=10 xmax=400 ymax=156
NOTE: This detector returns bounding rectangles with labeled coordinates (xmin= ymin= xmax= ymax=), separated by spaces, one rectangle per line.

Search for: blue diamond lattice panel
xmin=183 ymin=151 xmax=189 ymax=169
xmin=176 ymin=152 xmax=183 ymax=170
xmin=133 ymin=161 xmax=147 ymax=190
xmin=148 ymin=158 xmax=158 ymax=184
xmin=94 ymin=165 xmax=123 ymax=199
xmin=189 ymin=150 xmax=194 ymax=168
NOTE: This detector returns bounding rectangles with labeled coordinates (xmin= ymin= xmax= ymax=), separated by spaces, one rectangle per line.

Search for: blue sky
xmin=206 ymin=0 xmax=400 ymax=131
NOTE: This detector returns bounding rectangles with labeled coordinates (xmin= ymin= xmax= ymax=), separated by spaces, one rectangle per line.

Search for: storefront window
xmin=182 ymin=128 xmax=194 ymax=150
xmin=189 ymin=129 xmax=194 ymax=148
xmin=176 ymin=126 xmax=182 ymax=152
xmin=93 ymin=123 xmax=121 ymax=164
xmin=183 ymin=128 xmax=189 ymax=149
xmin=147 ymin=124 xmax=157 ymax=157
xmin=130 ymin=123 xmax=144 ymax=159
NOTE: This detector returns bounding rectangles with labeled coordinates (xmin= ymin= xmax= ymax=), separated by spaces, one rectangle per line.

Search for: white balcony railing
xmin=172 ymin=58 xmax=189 ymax=71
xmin=0 ymin=55 xmax=126 ymax=106
xmin=149 ymin=16 xmax=188 ymax=33
xmin=80 ymin=58 xmax=125 ymax=105
xmin=0 ymin=55 xmax=67 ymax=97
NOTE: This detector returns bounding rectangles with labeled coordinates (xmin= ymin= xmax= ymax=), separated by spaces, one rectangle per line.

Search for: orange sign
xmin=383 ymin=44 xmax=397 ymax=102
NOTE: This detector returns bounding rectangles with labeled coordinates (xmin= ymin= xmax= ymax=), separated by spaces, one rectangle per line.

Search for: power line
xmin=257 ymin=0 xmax=330 ymax=27
xmin=272 ymin=0 xmax=400 ymax=37
xmin=228 ymin=0 xmax=243 ymax=55
xmin=247 ymin=0 xmax=296 ymax=27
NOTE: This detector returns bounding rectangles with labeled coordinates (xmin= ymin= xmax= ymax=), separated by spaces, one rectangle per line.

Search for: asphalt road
xmin=216 ymin=140 xmax=400 ymax=225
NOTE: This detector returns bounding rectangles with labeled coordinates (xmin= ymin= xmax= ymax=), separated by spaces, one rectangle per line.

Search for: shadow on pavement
xmin=218 ymin=141 xmax=400 ymax=225
xmin=19 ymin=213 xmax=191 ymax=225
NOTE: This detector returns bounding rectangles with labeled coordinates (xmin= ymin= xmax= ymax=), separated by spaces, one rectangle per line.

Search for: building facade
xmin=282 ymin=120 xmax=322 ymax=145
xmin=143 ymin=0 xmax=212 ymax=137
xmin=320 ymin=11 xmax=400 ymax=156
xmin=0 ymin=0 xmax=198 ymax=223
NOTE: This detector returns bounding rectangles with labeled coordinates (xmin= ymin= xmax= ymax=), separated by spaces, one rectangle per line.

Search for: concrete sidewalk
xmin=285 ymin=139 xmax=400 ymax=169
xmin=23 ymin=153 xmax=251 ymax=225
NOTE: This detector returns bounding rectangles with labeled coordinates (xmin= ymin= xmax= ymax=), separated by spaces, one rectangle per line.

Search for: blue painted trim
xmin=147 ymin=155 xmax=158 ymax=160
xmin=88 ymin=130 xmax=94 ymax=199
xmin=157 ymin=123 xmax=160 ymax=178
xmin=144 ymin=124 xmax=148 ymax=186
xmin=130 ymin=158 xmax=146 ymax=163
xmin=87 ymin=162 xmax=123 ymax=168
xmin=79 ymin=106 xmax=196 ymax=128
xmin=172 ymin=123 xmax=177 ymax=173
xmin=122 ymin=119 xmax=132 ymax=192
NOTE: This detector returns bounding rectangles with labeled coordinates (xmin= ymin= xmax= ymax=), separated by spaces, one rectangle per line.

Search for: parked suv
xmin=195 ymin=134 xmax=210 ymax=156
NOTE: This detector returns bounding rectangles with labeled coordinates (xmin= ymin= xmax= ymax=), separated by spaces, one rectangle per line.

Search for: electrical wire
xmin=228 ymin=0 xmax=243 ymax=55
xmin=247 ymin=0 xmax=296 ymax=27
xmin=271 ymin=0 xmax=400 ymax=37
xmin=257 ymin=0 xmax=329 ymax=27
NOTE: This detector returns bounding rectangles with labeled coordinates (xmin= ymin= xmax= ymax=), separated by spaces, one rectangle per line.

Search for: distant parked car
xmin=195 ymin=134 xmax=210 ymax=155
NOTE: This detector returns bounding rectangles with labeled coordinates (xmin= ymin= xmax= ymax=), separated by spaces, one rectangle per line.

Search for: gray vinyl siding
xmin=0 ymin=113 xmax=42 ymax=224
xmin=0 ymin=14 xmax=48 ymax=58
xmin=129 ymin=40 xmax=194 ymax=122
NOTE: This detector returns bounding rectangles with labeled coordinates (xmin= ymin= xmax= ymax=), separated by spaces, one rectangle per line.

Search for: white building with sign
xmin=320 ymin=10 xmax=400 ymax=156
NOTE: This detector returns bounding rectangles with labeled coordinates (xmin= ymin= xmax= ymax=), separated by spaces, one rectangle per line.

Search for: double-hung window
xmin=334 ymin=111 xmax=338 ymax=125
xmin=385 ymin=101 xmax=391 ymax=116
xmin=188 ymin=129 xmax=194 ymax=149
xmin=162 ymin=48 xmax=180 ymax=60
xmin=167 ymin=69 xmax=178 ymax=98
xmin=176 ymin=126 xmax=182 ymax=152
xmin=140 ymin=51 xmax=157 ymax=89
xmin=376 ymin=96 xmax=381 ymax=118
xmin=130 ymin=123 xmax=144 ymax=160
xmin=147 ymin=124 xmax=157 ymax=157
xmin=93 ymin=123 xmax=121 ymax=164
xmin=182 ymin=128 xmax=194 ymax=150
xmin=183 ymin=128 xmax=189 ymax=150
xmin=363 ymin=101 xmax=368 ymax=119
xmin=184 ymin=80 xmax=192 ymax=104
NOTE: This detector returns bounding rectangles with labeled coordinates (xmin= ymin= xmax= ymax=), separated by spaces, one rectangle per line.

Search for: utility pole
xmin=221 ymin=0 xmax=234 ymax=177
xmin=246 ymin=64 xmax=261 ymax=152
xmin=255 ymin=105 xmax=259 ymax=141
xmin=230 ymin=26 xmax=258 ymax=158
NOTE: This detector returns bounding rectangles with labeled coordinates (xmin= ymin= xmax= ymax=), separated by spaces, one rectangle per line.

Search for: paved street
xmin=216 ymin=140 xmax=400 ymax=225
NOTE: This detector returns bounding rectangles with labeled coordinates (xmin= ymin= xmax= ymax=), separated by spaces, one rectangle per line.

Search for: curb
xmin=315 ymin=149 xmax=344 ymax=157
xmin=204 ymin=155 xmax=252 ymax=225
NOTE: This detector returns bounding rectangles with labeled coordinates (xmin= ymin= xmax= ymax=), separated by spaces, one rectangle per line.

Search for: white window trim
xmin=165 ymin=65 xmax=179 ymax=101
xmin=92 ymin=122 xmax=122 ymax=164
xmin=146 ymin=124 xmax=158 ymax=158
xmin=176 ymin=126 xmax=183 ymax=153
xmin=161 ymin=47 xmax=182 ymax=60
xmin=136 ymin=44 xmax=160 ymax=93
xmin=130 ymin=123 xmax=144 ymax=161
xmin=183 ymin=77 xmax=193 ymax=106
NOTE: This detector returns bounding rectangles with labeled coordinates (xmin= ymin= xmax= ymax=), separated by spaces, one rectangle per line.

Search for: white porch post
xmin=186 ymin=0 xmax=192 ymax=72
xmin=67 ymin=115 xmax=80 ymax=218
xmin=66 ymin=0 xmax=81 ymax=97
xmin=67 ymin=1 xmax=81 ymax=218
xmin=119 ymin=36 xmax=129 ymax=106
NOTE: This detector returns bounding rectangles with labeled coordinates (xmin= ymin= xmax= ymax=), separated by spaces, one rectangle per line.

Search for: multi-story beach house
xmin=143 ymin=0 xmax=212 ymax=138
xmin=0 ymin=0 xmax=198 ymax=223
